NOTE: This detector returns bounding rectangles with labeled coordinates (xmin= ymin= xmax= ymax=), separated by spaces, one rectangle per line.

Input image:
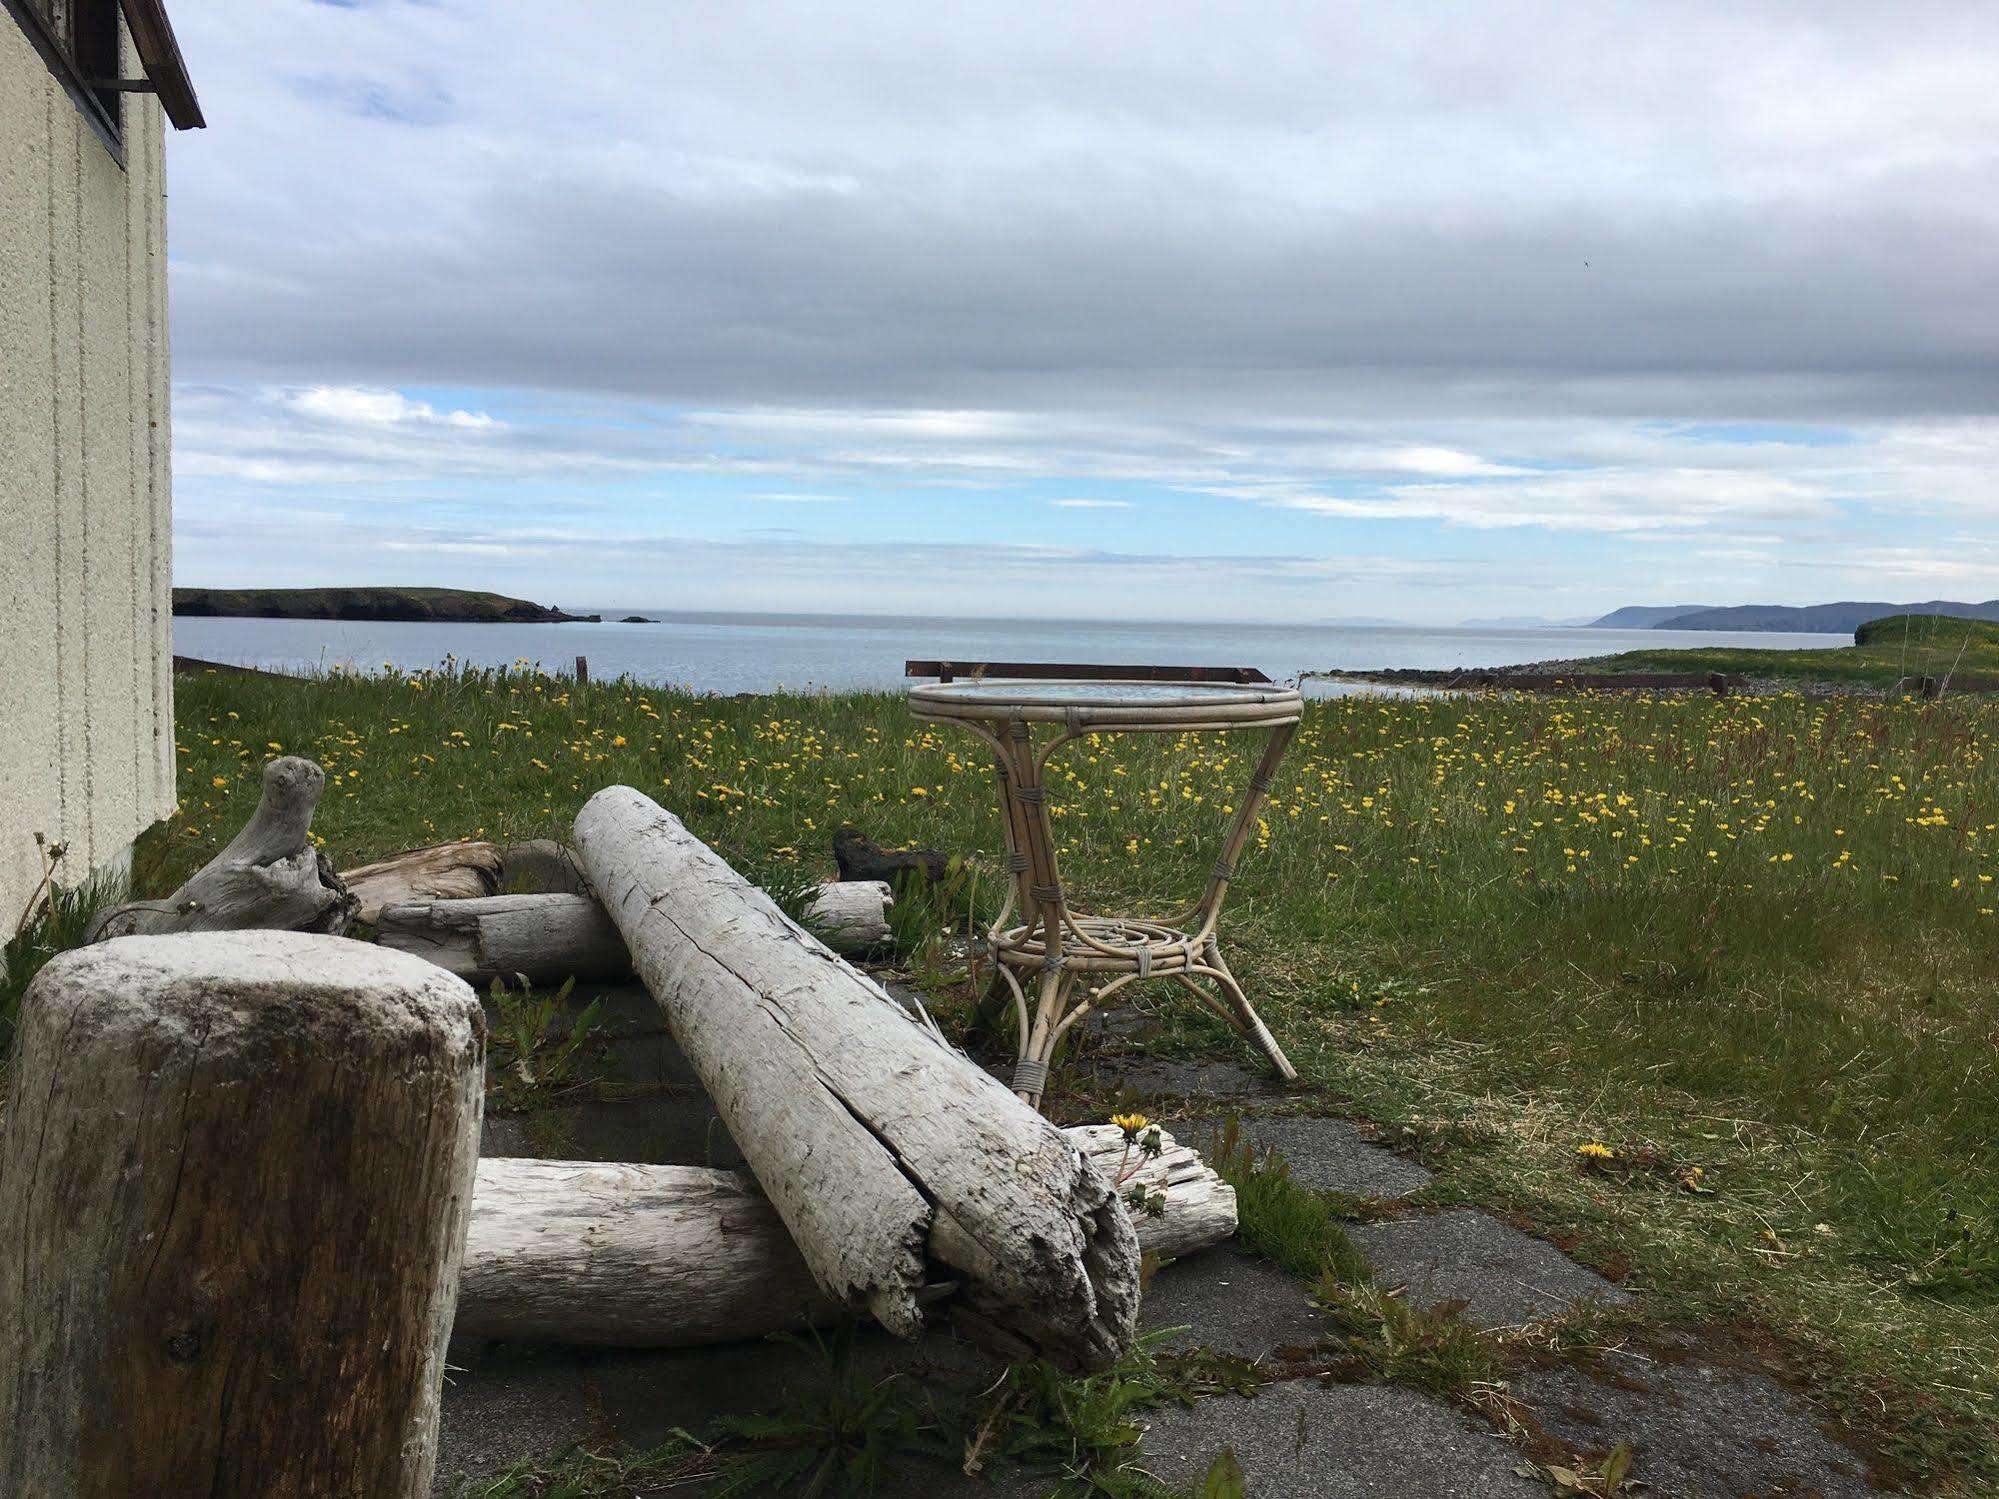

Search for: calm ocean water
xmin=172 ymin=611 xmax=1848 ymax=697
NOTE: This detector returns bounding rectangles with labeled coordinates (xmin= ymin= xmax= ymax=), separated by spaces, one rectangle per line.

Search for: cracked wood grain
xmin=572 ymin=786 xmax=1140 ymax=1370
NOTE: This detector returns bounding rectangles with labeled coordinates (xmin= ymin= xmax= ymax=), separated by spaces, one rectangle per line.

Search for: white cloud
xmin=743 ymin=501 xmax=851 ymax=515
xmin=1050 ymin=498 xmax=1133 ymax=508
xmin=288 ymin=385 xmax=496 ymax=429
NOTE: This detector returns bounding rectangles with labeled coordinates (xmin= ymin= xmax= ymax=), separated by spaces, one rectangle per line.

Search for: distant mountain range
xmin=1458 ymin=615 xmax=1596 ymax=629
xmin=1587 ymin=601 xmax=1999 ymax=634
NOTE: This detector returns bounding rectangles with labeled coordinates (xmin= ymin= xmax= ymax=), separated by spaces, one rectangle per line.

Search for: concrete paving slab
xmin=1138 ymin=1378 xmax=1544 ymax=1497
xmin=1096 ymin=1051 xmax=1284 ymax=1103
xmin=1139 ymin=1245 xmax=1331 ymax=1362
xmin=1513 ymin=1352 xmax=1884 ymax=1498
xmin=1346 ymin=1209 xmax=1632 ymax=1329
xmin=1171 ymin=1114 xmax=1432 ymax=1198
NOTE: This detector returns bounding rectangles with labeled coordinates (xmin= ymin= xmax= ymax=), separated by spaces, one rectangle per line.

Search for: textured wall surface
xmin=0 ymin=18 xmax=175 ymax=918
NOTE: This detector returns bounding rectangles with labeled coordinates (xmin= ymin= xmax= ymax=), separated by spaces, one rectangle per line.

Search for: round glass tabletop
xmin=909 ymin=678 xmax=1302 ymax=724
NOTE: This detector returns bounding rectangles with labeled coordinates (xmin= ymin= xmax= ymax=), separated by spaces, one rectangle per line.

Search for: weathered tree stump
xmin=86 ymin=756 xmax=357 ymax=940
xmin=457 ymin=1124 xmax=1235 ymax=1347
xmin=0 ymin=932 xmax=485 ymax=1497
xmin=574 ymin=787 xmax=1140 ymax=1369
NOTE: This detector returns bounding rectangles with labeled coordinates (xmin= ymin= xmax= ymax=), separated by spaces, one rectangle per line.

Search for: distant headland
xmin=172 ymin=587 xmax=599 ymax=623
xmin=1589 ymin=599 xmax=1999 ymax=633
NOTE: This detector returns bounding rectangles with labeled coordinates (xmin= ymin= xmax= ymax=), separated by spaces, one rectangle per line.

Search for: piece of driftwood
xmin=804 ymin=879 xmax=896 ymax=950
xmin=378 ymin=892 xmax=629 ymax=984
xmin=378 ymin=881 xmax=895 ymax=983
xmin=457 ymin=1125 xmax=1233 ymax=1347
xmin=499 ymin=838 xmax=589 ymax=895
xmin=342 ymin=840 xmax=505 ymax=925
xmin=573 ymin=787 xmax=1139 ymax=1370
xmin=86 ymin=756 xmax=357 ymax=941
xmin=0 ymin=932 xmax=485 ymax=1497
xmin=833 ymin=824 xmax=951 ymax=886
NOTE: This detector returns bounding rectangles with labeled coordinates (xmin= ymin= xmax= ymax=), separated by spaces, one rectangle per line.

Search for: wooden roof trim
xmin=120 ymin=0 xmax=203 ymax=129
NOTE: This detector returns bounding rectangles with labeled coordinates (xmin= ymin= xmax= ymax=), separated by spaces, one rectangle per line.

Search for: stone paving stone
xmin=1346 ymin=1209 xmax=1632 ymax=1329
xmin=1138 ymin=1245 xmax=1331 ymax=1361
xmin=1174 ymin=1113 xmax=1433 ymax=1198
xmin=1513 ymin=1351 xmax=1884 ymax=1498
xmin=1138 ymin=1378 xmax=1545 ymax=1497
xmin=1097 ymin=1051 xmax=1283 ymax=1102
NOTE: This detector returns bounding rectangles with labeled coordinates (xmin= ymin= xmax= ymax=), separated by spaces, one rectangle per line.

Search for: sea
xmin=171 ymin=612 xmax=1848 ymax=698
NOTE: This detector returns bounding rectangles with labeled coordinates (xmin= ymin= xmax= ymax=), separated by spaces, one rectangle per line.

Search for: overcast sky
xmin=165 ymin=1 xmax=1999 ymax=622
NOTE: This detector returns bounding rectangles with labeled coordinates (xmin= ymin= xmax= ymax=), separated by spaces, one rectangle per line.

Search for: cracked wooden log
xmin=572 ymin=786 xmax=1140 ymax=1370
xmin=377 ymin=881 xmax=895 ymax=984
xmin=341 ymin=840 xmax=505 ymax=925
xmin=456 ymin=1126 xmax=1234 ymax=1347
xmin=0 ymin=932 xmax=485 ymax=1498
xmin=85 ymin=756 xmax=357 ymax=941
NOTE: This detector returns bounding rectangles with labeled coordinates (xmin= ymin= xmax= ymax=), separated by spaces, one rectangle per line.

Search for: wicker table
xmin=909 ymin=679 xmax=1302 ymax=1109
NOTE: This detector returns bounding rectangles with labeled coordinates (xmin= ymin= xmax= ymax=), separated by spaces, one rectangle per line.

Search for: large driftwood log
xmin=377 ymin=882 xmax=895 ymax=983
xmin=0 ymin=932 xmax=485 ymax=1497
xmin=573 ymin=787 xmax=1139 ymax=1370
xmin=457 ymin=1126 xmax=1235 ymax=1347
xmin=341 ymin=840 xmax=505 ymax=924
xmin=379 ymin=892 xmax=629 ymax=984
xmin=86 ymin=756 xmax=357 ymax=941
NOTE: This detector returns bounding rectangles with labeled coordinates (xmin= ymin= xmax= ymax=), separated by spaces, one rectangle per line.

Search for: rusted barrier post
xmin=0 ymin=932 xmax=484 ymax=1496
xmin=575 ymin=653 xmax=590 ymax=685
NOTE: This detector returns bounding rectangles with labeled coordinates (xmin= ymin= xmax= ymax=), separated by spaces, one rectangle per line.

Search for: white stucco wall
xmin=0 ymin=17 xmax=175 ymax=918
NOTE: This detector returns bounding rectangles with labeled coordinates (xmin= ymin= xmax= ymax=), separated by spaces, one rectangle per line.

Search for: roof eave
xmin=120 ymin=0 xmax=203 ymax=129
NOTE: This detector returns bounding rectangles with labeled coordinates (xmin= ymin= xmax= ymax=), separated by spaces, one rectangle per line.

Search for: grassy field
xmin=1553 ymin=612 xmax=1999 ymax=689
xmin=53 ymin=664 xmax=1999 ymax=1488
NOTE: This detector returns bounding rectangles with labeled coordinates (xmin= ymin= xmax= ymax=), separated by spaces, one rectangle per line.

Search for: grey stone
xmin=1182 ymin=1114 xmax=1433 ymax=1198
xmin=1139 ymin=1246 xmax=1331 ymax=1362
xmin=1098 ymin=1051 xmax=1281 ymax=1102
xmin=1346 ymin=1210 xmax=1632 ymax=1329
xmin=1137 ymin=1379 xmax=1544 ymax=1497
xmin=1513 ymin=1352 xmax=1884 ymax=1499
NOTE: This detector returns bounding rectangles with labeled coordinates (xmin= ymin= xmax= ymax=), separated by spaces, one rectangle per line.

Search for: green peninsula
xmin=172 ymin=587 xmax=599 ymax=624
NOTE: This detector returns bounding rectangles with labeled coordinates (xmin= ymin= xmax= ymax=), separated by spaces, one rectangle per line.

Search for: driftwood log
xmin=833 ymin=824 xmax=951 ymax=886
xmin=573 ymin=787 xmax=1139 ymax=1370
xmin=86 ymin=756 xmax=357 ymax=941
xmin=457 ymin=1125 xmax=1234 ymax=1347
xmin=341 ymin=840 xmax=505 ymax=924
xmin=0 ymin=932 xmax=485 ymax=1497
xmin=377 ymin=882 xmax=894 ymax=983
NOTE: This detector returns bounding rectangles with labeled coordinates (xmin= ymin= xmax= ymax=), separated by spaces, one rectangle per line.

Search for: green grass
xmin=143 ymin=663 xmax=1999 ymax=1488
xmin=1556 ymin=612 xmax=1999 ymax=688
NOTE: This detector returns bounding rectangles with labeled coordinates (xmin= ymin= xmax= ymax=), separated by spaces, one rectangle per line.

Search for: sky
xmin=164 ymin=0 xmax=1999 ymax=623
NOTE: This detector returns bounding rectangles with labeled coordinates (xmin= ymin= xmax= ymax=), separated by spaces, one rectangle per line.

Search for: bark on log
xmin=456 ymin=1126 xmax=1234 ymax=1347
xmin=341 ymin=840 xmax=505 ymax=924
xmin=572 ymin=787 xmax=1140 ymax=1370
xmin=0 ymin=932 xmax=485 ymax=1497
xmin=85 ymin=756 xmax=357 ymax=940
xmin=376 ymin=881 xmax=895 ymax=983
